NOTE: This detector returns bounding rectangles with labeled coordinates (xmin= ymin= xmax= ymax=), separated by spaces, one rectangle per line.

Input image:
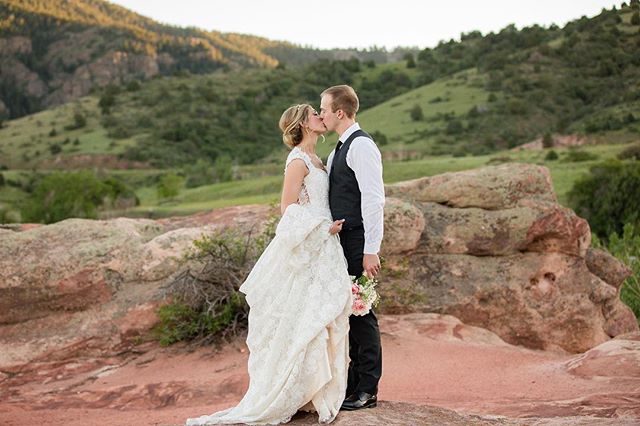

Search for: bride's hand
xmin=329 ymin=219 xmax=345 ymax=235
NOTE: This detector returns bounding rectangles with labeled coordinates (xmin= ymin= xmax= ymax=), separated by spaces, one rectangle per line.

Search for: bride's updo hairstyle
xmin=279 ymin=104 xmax=312 ymax=149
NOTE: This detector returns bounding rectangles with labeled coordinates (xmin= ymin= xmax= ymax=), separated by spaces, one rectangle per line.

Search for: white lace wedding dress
xmin=185 ymin=148 xmax=353 ymax=425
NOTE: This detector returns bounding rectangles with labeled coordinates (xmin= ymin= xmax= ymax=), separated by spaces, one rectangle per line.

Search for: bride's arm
xmin=280 ymin=159 xmax=308 ymax=214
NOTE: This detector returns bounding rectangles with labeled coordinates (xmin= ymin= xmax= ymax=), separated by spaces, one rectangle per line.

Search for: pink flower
xmin=353 ymin=298 xmax=366 ymax=313
xmin=351 ymin=283 xmax=360 ymax=295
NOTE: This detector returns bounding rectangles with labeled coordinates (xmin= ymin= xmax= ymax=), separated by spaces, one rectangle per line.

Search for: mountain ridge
xmin=0 ymin=0 xmax=415 ymax=119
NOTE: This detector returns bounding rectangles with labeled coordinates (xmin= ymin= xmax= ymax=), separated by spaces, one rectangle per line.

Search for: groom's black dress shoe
xmin=340 ymin=392 xmax=377 ymax=411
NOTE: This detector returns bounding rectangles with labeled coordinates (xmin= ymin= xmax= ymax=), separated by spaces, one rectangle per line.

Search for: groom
xmin=320 ymin=85 xmax=384 ymax=411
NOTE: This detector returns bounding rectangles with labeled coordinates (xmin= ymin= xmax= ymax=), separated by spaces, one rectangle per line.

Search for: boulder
xmin=0 ymin=206 xmax=272 ymax=369
xmin=381 ymin=163 xmax=638 ymax=352
xmin=385 ymin=163 xmax=556 ymax=210
xmin=585 ymin=247 xmax=632 ymax=289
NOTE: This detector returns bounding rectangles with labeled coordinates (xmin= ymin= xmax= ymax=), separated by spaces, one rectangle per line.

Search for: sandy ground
xmin=1 ymin=314 xmax=639 ymax=426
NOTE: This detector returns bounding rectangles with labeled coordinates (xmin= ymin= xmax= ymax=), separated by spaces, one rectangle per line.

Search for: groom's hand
xmin=363 ymin=254 xmax=381 ymax=277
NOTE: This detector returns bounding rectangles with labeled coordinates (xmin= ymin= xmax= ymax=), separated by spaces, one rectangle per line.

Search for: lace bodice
xmin=285 ymin=147 xmax=331 ymax=219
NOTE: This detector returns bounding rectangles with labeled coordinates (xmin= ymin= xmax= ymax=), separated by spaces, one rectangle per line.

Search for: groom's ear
xmin=336 ymin=109 xmax=344 ymax=120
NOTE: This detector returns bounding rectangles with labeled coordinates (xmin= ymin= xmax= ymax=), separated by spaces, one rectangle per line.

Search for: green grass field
xmin=0 ymin=97 xmax=121 ymax=168
xmin=361 ymin=69 xmax=487 ymax=145
xmin=314 ymin=68 xmax=490 ymax=159
xmin=105 ymin=141 xmax=632 ymax=218
xmin=2 ymin=138 xmax=630 ymax=221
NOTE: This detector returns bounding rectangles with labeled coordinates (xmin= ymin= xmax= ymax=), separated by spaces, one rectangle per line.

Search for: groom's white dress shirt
xmin=327 ymin=122 xmax=385 ymax=255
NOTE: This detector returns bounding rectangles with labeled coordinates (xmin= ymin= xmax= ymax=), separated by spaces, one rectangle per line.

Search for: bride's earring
xmin=320 ymin=134 xmax=326 ymax=144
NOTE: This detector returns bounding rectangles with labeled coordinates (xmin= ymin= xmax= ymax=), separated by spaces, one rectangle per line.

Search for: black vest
xmin=329 ymin=129 xmax=371 ymax=230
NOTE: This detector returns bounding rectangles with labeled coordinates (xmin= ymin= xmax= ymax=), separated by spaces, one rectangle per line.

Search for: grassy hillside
xmin=2 ymin=2 xmax=640 ymax=224
xmin=4 ymin=1 xmax=638 ymax=169
xmin=104 ymin=141 xmax=633 ymax=218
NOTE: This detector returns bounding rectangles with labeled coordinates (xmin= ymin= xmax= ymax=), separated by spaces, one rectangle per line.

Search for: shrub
xmin=370 ymin=130 xmax=389 ymax=146
xmin=486 ymin=156 xmax=512 ymax=165
xmin=108 ymin=126 xmax=132 ymax=139
xmin=544 ymin=150 xmax=559 ymax=161
xmin=618 ymin=143 xmax=640 ymax=161
xmin=542 ymin=132 xmax=554 ymax=148
xmin=157 ymin=173 xmax=183 ymax=199
xmin=64 ymin=112 xmax=87 ymax=130
xmin=22 ymin=171 xmax=107 ymax=223
xmin=445 ymin=119 xmax=464 ymax=135
xmin=99 ymin=88 xmax=117 ymax=115
xmin=410 ymin=104 xmax=424 ymax=121
xmin=404 ymin=53 xmax=416 ymax=68
xmin=214 ymin=155 xmax=234 ymax=183
xmin=156 ymin=218 xmax=277 ymax=346
xmin=49 ymin=143 xmax=62 ymax=154
xmin=184 ymin=159 xmax=215 ymax=188
xmin=102 ymin=177 xmax=140 ymax=209
xmin=592 ymin=223 xmax=640 ymax=325
xmin=568 ymin=160 xmax=640 ymax=237
xmin=562 ymin=149 xmax=599 ymax=162
xmin=126 ymin=80 xmax=141 ymax=92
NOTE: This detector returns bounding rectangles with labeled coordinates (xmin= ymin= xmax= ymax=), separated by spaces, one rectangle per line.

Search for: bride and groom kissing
xmin=186 ymin=84 xmax=385 ymax=425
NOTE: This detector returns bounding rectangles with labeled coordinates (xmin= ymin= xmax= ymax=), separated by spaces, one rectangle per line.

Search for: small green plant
xmin=49 ymin=143 xmax=62 ymax=154
xmin=156 ymin=215 xmax=278 ymax=346
xmin=370 ymin=130 xmax=389 ymax=146
xmin=21 ymin=171 xmax=138 ymax=223
xmin=22 ymin=171 xmax=104 ymax=223
xmin=592 ymin=223 xmax=640 ymax=325
xmin=410 ymin=104 xmax=424 ymax=121
xmin=562 ymin=149 xmax=599 ymax=163
xmin=568 ymin=160 xmax=640 ymax=237
xmin=214 ymin=155 xmax=234 ymax=183
xmin=545 ymin=150 xmax=559 ymax=161
xmin=486 ymin=156 xmax=512 ymax=165
xmin=156 ymin=295 xmax=244 ymax=346
xmin=404 ymin=53 xmax=416 ymax=68
xmin=156 ymin=173 xmax=183 ymax=199
xmin=184 ymin=159 xmax=215 ymax=188
xmin=64 ymin=112 xmax=87 ymax=130
xmin=618 ymin=143 xmax=640 ymax=161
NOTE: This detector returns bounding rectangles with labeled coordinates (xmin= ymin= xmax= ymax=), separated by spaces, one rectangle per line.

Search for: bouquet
xmin=350 ymin=273 xmax=380 ymax=316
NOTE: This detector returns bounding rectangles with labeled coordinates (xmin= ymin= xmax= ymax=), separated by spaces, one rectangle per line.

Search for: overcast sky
xmin=108 ymin=1 xmax=624 ymax=50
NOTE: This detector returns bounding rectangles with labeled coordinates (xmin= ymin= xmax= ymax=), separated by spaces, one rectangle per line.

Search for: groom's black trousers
xmin=339 ymin=226 xmax=382 ymax=396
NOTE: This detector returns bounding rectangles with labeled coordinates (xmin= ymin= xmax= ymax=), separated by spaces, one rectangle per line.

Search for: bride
xmin=185 ymin=104 xmax=353 ymax=425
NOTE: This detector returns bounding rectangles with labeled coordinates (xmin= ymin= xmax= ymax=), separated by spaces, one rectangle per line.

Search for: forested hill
xmin=1 ymin=2 xmax=639 ymax=170
xmin=0 ymin=0 xmax=409 ymax=119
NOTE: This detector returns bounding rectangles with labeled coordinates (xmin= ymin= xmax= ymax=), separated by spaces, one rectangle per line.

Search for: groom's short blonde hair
xmin=321 ymin=85 xmax=359 ymax=119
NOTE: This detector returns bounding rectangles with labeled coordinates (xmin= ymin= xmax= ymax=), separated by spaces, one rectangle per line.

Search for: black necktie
xmin=335 ymin=140 xmax=343 ymax=153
